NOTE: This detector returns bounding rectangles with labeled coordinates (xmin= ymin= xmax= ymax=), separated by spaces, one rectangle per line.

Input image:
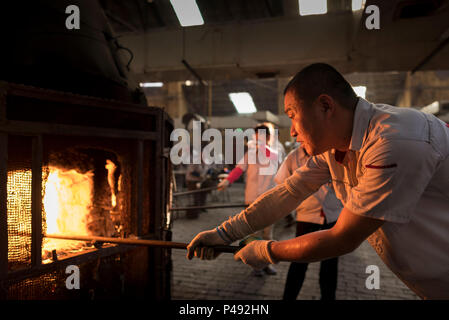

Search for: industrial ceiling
xmin=100 ymin=0 xmax=449 ymax=117
xmin=100 ymin=0 xmax=449 ymax=81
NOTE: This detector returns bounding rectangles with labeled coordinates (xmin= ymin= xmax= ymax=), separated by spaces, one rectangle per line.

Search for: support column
xmin=31 ymin=135 xmax=43 ymax=267
xmin=396 ymin=71 xmax=449 ymax=107
xmin=164 ymin=82 xmax=189 ymax=120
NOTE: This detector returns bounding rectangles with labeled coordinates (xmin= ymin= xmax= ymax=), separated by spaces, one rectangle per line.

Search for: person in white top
xmin=187 ymin=63 xmax=449 ymax=299
xmin=275 ymin=146 xmax=343 ymax=300
xmin=217 ymin=123 xmax=279 ymax=275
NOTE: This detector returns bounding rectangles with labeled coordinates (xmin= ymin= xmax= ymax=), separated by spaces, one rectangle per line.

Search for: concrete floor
xmin=170 ymin=183 xmax=419 ymax=300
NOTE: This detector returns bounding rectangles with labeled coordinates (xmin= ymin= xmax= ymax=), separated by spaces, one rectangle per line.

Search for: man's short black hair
xmin=284 ymin=63 xmax=357 ymax=110
xmin=254 ymin=123 xmax=271 ymax=137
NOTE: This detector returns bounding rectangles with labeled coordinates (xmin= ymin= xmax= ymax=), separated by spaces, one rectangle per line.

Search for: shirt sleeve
xmin=284 ymin=153 xmax=331 ymax=199
xmin=236 ymin=152 xmax=249 ymax=172
xmin=347 ymin=138 xmax=439 ymax=223
xmin=274 ymin=156 xmax=292 ymax=185
xmin=220 ymin=183 xmax=306 ymax=241
xmin=226 ymin=167 xmax=244 ymax=184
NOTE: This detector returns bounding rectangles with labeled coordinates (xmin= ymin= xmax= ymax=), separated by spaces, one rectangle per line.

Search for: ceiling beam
xmin=105 ymin=10 xmax=139 ymax=33
xmin=118 ymin=8 xmax=449 ymax=82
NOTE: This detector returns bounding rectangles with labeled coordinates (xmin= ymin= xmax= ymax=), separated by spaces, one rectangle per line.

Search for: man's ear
xmin=317 ymin=94 xmax=335 ymax=116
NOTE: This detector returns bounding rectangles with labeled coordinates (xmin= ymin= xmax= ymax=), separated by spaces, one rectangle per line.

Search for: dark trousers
xmin=282 ymin=221 xmax=338 ymax=300
xmin=185 ymin=181 xmax=207 ymax=218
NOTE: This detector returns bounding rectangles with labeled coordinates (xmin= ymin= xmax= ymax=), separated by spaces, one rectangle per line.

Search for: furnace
xmin=0 ymin=82 xmax=174 ymax=299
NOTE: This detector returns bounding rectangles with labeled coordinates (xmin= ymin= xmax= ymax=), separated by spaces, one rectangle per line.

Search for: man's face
xmin=284 ymin=91 xmax=328 ymax=156
xmin=254 ymin=132 xmax=269 ymax=145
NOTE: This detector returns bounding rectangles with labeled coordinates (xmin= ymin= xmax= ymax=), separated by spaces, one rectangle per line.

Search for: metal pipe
xmin=181 ymin=59 xmax=206 ymax=86
xmin=170 ymin=203 xmax=248 ymax=211
xmin=412 ymin=36 xmax=449 ymax=74
xmin=173 ymin=186 xmax=218 ymax=197
xmin=31 ymin=135 xmax=43 ymax=266
xmin=45 ymin=234 xmax=239 ymax=253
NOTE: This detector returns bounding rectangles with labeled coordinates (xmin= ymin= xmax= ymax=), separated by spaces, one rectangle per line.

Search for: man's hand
xmin=186 ymin=228 xmax=230 ymax=260
xmin=217 ymin=179 xmax=230 ymax=191
xmin=234 ymin=240 xmax=278 ymax=270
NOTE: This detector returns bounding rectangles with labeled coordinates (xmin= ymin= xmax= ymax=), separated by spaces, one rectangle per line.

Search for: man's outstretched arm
xmin=187 ymin=183 xmax=307 ymax=260
xmin=187 ymin=154 xmax=332 ymax=261
xmin=235 ymin=207 xmax=384 ymax=268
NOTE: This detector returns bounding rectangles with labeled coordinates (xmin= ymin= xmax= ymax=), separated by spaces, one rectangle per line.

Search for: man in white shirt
xmin=187 ymin=63 xmax=449 ymax=299
xmin=275 ymin=146 xmax=342 ymax=300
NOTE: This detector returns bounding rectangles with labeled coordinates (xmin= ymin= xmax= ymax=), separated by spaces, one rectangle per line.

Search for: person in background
xmin=275 ymin=145 xmax=343 ymax=300
xmin=217 ymin=123 xmax=279 ymax=276
xmin=185 ymin=153 xmax=209 ymax=219
xmin=282 ymin=140 xmax=300 ymax=228
xmin=265 ymin=122 xmax=286 ymax=164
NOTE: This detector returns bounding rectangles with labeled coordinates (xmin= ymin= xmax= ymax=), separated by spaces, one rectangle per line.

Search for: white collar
xmin=348 ymin=98 xmax=375 ymax=151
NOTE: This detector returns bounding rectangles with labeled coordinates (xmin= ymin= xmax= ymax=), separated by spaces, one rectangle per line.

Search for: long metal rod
xmin=181 ymin=59 xmax=206 ymax=86
xmin=45 ymin=234 xmax=239 ymax=253
xmin=173 ymin=186 xmax=218 ymax=197
xmin=170 ymin=203 xmax=248 ymax=211
xmin=412 ymin=36 xmax=449 ymax=74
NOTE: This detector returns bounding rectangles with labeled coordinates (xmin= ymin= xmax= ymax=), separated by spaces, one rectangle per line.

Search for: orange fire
xmin=7 ymin=159 xmax=119 ymax=264
xmin=105 ymin=159 xmax=117 ymax=208
xmin=42 ymin=167 xmax=94 ymax=259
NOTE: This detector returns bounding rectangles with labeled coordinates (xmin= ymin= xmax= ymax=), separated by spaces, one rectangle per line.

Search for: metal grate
xmin=7 ymin=255 xmax=126 ymax=299
xmin=7 ymin=271 xmax=59 ymax=300
xmin=7 ymin=168 xmax=33 ymax=270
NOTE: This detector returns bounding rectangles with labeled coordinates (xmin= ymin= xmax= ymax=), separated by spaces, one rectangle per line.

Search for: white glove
xmin=186 ymin=228 xmax=231 ymax=260
xmin=234 ymin=240 xmax=278 ymax=270
xmin=217 ymin=179 xmax=230 ymax=191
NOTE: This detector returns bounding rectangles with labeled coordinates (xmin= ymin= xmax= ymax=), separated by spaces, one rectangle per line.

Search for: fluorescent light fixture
xmin=139 ymin=82 xmax=163 ymax=88
xmin=353 ymin=86 xmax=367 ymax=98
xmin=299 ymin=0 xmax=327 ymax=16
xmin=229 ymin=92 xmax=257 ymax=114
xmin=352 ymin=0 xmax=365 ymax=11
xmin=170 ymin=0 xmax=204 ymax=27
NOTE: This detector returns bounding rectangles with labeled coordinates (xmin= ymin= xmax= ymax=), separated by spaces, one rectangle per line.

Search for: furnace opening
xmin=41 ymin=148 xmax=123 ymax=263
xmin=6 ymin=144 xmax=124 ymax=270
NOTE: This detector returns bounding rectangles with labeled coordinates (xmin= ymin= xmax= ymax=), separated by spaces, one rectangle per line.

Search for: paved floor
xmin=170 ymin=183 xmax=419 ymax=300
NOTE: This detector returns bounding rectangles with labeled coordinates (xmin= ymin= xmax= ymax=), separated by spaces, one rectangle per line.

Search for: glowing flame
xmin=7 ymin=157 xmax=121 ymax=264
xmin=42 ymin=167 xmax=94 ymax=256
xmin=105 ymin=160 xmax=117 ymax=208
